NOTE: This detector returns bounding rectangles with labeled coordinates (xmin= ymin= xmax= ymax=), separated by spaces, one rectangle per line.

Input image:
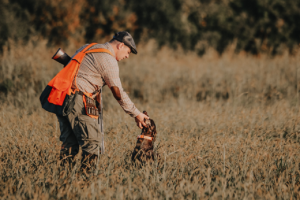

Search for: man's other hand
xmin=135 ymin=113 xmax=150 ymax=129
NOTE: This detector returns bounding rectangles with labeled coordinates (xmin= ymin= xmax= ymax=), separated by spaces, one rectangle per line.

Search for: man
xmin=57 ymin=31 xmax=149 ymax=166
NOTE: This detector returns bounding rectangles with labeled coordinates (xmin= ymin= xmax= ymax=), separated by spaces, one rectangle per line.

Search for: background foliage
xmin=1 ymin=0 xmax=300 ymax=55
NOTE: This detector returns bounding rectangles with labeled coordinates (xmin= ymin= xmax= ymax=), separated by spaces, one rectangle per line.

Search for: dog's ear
xmin=143 ymin=111 xmax=149 ymax=117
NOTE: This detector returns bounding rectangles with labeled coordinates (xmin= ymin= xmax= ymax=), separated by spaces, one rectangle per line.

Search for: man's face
xmin=116 ymin=43 xmax=131 ymax=61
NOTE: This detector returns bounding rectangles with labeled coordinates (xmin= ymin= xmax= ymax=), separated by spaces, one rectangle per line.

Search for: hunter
xmin=56 ymin=31 xmax=149 ymax=166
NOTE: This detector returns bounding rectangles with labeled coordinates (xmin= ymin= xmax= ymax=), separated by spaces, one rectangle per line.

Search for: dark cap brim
xmin=123 ymin=40 xmax=137 ymax=54
xmin=130 ymin=47 xmax=137 ymax=54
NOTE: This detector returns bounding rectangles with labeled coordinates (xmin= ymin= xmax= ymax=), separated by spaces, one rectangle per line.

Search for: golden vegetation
xmin=0 ymin=40 xmax=300 ymax=199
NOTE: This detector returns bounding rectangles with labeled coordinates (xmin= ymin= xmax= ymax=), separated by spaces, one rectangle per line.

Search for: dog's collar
xmin=137 ymin=135 xmax=153 ymax=141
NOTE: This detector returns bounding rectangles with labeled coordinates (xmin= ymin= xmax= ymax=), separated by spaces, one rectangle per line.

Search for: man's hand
xmin=135 ymin=113 xmax=150 ymax=129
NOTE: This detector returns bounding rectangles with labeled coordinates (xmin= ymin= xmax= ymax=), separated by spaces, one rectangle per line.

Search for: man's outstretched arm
xmin=110 ymin=84 xmax=149 ymax=128
xmin=99 ymin=55 xmax=149 ymax=128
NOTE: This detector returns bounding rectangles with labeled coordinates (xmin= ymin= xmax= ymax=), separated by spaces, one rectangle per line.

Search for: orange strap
xmin=85 ymin=48 xmax=113 ymax=55
xmin=72 ymin=46 xmax=113 ymax=91
xmin=137 ymin=135 xmax=153 ymax=141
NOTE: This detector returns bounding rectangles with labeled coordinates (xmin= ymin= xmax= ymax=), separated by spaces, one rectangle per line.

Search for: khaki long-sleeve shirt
xmin=71 ymin=42 xmax=141 ymax=117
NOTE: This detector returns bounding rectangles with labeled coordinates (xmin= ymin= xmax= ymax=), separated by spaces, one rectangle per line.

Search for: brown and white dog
xmin=131 ymin=111 xmax=157 ymax=163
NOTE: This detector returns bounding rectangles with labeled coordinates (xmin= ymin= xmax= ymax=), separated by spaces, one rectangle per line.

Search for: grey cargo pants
xmin=57 ymin=93 xmax=101 ymax=158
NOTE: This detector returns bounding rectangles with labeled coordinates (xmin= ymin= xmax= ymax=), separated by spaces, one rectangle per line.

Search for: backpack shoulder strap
xmin=72 ymin=45 xmax=115 ymax=91
xmin=82 ymin=43 xmax=114 ymax=57
xmin=82 ymin=43 xmax=97 ymax=52
xmin=85 ymin=48 xmax=114 ymax=57
xmin=72 ymin=43 xmax=97 ymax=63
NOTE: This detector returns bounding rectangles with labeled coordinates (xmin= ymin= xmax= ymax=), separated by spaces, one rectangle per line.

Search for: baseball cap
xmin=113 ymin=31 xmax=137 ymax=54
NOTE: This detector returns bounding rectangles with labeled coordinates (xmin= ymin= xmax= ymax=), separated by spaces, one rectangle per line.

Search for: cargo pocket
xmin=73 ymin=114 xmax=101 ymax=155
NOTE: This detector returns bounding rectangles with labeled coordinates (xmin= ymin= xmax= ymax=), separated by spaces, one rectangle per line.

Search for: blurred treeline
xmin=1 ymin=0 xmax=300 ymax=55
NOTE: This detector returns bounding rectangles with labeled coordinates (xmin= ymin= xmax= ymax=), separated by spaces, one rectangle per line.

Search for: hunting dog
xmin=131 ymin=111 xmax=157 ymax=163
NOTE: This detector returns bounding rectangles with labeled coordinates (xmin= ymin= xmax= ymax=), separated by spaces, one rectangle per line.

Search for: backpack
xmin=39 ymin=43 xmax=113 ymax=117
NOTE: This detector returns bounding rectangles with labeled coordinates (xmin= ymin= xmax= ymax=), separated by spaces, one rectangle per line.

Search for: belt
xmin=77 ymin=90 xmax=101 ymax=96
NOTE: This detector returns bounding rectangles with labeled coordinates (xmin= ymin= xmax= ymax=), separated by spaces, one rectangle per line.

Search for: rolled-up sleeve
xmin=95 ymin=53 xmax=141 ymax=117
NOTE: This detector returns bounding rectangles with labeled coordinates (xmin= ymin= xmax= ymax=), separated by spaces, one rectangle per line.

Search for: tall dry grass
xmin=0 ymin=39 xmax=299 ymax=199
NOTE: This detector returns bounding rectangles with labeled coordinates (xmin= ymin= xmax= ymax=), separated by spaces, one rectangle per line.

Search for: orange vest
xmin=40 ymin=43 xmax=113 ymax=116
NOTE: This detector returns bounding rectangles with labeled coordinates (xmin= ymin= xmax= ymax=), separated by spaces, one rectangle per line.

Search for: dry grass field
xmin=0 ymin=40 xmax=300 ymax=199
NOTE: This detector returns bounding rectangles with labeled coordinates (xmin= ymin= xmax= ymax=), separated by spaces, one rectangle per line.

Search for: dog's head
xmin=142 ymin=111 xmax=157 ymax=139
